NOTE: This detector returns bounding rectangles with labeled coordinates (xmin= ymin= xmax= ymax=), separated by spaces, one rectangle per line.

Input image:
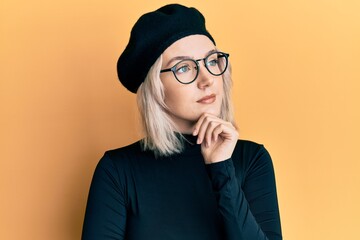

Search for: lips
xmin=197 ymin=94 xmax=216 ymax=104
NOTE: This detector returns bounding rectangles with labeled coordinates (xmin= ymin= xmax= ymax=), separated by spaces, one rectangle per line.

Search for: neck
xmin=174 ymin=122 xmax=196 ymax=135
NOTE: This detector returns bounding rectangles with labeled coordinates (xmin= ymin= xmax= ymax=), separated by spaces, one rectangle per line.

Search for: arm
xmin=82 ymin=153 xmax=127 ymax=240
xmin=206 ymin=145 xmax=282 ymax=240
xmin=192 ymin=113 xmax=281 ymax=239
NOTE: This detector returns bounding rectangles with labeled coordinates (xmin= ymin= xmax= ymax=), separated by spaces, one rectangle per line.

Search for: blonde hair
xmin=137 ymin=54 xmax=234 ymax=157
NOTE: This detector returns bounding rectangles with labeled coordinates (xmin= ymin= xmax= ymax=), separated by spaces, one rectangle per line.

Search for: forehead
xmin=162 ymin=35 xmax=216 ymax=59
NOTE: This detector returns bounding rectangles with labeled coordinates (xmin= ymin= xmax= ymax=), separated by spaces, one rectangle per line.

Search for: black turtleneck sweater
xmin=82 ymin=137 xmax=282 ymax=240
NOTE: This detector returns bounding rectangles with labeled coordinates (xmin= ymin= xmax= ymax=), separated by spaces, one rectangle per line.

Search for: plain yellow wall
xmin=1 ymin=0 xmax=359 ymax=239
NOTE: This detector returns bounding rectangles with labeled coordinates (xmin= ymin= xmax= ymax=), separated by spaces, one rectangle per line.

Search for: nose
xmin=196 ymin=63 xmax=214 ymax=89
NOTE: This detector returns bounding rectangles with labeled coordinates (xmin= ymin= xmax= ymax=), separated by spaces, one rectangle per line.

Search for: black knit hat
xmin=117 ymin=4 xmax=216 ymax=93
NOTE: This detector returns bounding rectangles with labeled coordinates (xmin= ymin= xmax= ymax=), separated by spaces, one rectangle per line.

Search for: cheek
xmin=164 ymin=88 xmax=190 ymax=110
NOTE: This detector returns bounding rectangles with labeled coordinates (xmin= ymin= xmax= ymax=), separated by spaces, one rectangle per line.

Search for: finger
xmin=196 ymin=114 xmax=211 ymax=144
xmin=204 ymin=121 xmax=221 ymax=147
xmin=213 ymin=123 xmax=239 ymax=142
xmin=192 ymin=113 xmax=208 ymax=136
xmin=196 ymin=114 xmax=220 ymax=144
xmin=212 ymin=124 xmax=227 ymax=142
xmin=193 ymin=113 xmax=236 ymax=144
xmin=193 ymin=112 xmax=228 ymax=135
xmin=212 ymin=124 xmax=222 ymax=142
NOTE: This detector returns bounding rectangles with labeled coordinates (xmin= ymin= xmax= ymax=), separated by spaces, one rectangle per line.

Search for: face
xmin=160 ymin=35 xmax=224 ymax=134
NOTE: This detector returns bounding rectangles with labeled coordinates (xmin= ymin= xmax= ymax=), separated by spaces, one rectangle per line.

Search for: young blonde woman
xmin=82 ymin=4 xmax=282 ymax=240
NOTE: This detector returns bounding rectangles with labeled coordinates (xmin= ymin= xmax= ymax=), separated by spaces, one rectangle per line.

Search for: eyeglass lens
xmin=174 ymin=52 xmax=228 ymax=84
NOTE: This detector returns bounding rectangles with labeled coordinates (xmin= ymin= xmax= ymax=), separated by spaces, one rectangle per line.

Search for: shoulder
xmin=233 ymin=139 xmax=268 ymax=158
xmin=232 ymin=139 xmax=273 ymax=176
xmin=96 ymin=140 xmax=152 ymax=174
xmin=105 ymin=140 xmax=144 ymax=160
xmin=90 ymin=140 xmax=153 ymax=191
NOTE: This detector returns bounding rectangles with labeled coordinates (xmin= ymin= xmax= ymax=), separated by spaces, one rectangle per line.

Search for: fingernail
xmin=193 ymin=129 xmax=197 ymax=136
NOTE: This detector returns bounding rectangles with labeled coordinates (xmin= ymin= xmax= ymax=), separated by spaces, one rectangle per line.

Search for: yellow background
xmin=1 ymin=0 xmax=359 ymax=239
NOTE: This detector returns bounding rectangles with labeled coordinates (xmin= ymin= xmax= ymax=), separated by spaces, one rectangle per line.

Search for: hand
xmin=192 ymin=113 xmax=239 ymax=164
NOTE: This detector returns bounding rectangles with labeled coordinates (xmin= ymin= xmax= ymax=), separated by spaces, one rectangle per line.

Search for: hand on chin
xmin=192 ymin=113 xmax=238 ymax=164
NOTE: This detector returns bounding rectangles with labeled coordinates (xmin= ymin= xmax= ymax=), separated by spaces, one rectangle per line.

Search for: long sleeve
xmin=206 ymin=145 xmax=282 ymax=240
xmin=82 ymin=153 xmax=127 ymax=240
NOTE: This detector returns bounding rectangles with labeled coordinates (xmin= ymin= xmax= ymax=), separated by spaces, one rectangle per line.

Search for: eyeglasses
xmin=160 ymin=51 xmax=229 ymax=84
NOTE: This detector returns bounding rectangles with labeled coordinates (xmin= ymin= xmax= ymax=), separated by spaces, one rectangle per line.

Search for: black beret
xmin=117 ymin=4 xmax=216 ymax=93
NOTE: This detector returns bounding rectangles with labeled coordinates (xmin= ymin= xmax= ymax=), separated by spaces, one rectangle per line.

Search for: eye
xmin=176 ymin=64 xmax=191 ymax=74
xmin=207 ymin=58 xmax=219 ymax=67
xmin=174 ymin=59 xmax=196 ymax=74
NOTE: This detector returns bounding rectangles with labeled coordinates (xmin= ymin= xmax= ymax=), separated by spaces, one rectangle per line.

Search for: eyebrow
xmin=164 ymin=49 xmax=217 ymax=68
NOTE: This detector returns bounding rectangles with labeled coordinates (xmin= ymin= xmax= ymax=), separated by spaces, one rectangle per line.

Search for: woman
xmin=82 ymin=4 xmax=282 ymax=240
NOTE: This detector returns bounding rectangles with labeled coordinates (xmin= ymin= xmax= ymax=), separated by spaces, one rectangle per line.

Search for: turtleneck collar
xmin=181 ymin=133 xmax=198 ymax=146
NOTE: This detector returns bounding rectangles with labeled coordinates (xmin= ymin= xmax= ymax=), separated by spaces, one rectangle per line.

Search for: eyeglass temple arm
xmin=160 ymin=68 xmax=172 ymax=73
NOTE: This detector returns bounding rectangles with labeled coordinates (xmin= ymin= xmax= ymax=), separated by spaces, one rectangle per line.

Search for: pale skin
xmin=160 ymin=35 xmax=239 ymax=164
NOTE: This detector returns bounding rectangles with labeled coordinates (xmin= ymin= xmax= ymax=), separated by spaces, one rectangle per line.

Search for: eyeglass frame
xmin=160 ymin=51 xmax=230 ymax=84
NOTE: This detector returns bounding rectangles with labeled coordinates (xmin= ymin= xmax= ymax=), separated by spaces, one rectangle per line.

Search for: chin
xmin=198 ymin=108 xmax=221 ymax=118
